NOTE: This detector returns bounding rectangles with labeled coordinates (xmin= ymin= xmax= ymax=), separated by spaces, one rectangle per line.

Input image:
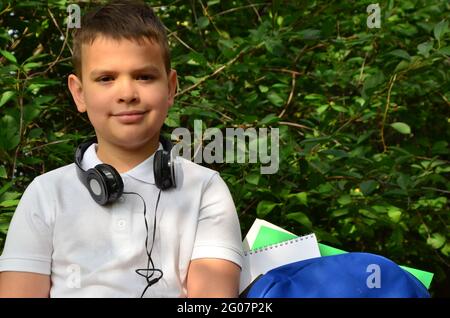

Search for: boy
xmin=0 ymin=0 xmax=243 ymax=297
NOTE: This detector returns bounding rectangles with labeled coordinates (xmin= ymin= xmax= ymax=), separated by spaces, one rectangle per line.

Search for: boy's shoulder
xmin=33 ymin=163 xmax=77 ymax=184
xmin=27 ymin=163 xmax=78 ymax=194
xmin=176 ymin=156 xmax=221 ymax=184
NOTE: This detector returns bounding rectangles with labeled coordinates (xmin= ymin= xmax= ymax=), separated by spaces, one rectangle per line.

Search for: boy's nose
xmin=117 ymin=79 xmax=139 ymax=104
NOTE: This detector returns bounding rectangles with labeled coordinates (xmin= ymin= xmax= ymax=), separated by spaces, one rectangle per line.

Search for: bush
xmin=0 ymin=0 xmax=449 ymax=296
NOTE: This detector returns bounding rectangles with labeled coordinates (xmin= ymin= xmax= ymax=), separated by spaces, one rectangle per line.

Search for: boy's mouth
xmin=112 ymin=110 xmax=148 ymax=124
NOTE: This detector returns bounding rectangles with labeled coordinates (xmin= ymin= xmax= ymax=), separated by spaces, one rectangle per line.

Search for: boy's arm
xmin=0 ymin=272 xmax=51 ymax=298
xmin=187 ymin=258 xmax=240 ymax=298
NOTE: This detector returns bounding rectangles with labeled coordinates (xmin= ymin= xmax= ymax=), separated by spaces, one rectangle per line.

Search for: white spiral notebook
xmin=239 ymin=233 xmax=321 ymax=294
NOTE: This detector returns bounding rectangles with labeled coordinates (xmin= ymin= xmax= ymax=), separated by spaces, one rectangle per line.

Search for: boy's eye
xmin=96 ymin=75 xmax=155 ymax=82
xmin=97 ymin=76 xmax=113 ymax=82
xmin=138 ymin=74 xmax=155 ymax=81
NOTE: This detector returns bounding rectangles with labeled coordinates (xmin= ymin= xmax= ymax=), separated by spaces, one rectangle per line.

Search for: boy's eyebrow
xmin=90 ymin=65 xmax=161 ymax=77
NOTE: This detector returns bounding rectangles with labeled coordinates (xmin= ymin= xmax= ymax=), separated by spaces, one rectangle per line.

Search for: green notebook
xmin=251 ymin=225 xmax=434 ymax=290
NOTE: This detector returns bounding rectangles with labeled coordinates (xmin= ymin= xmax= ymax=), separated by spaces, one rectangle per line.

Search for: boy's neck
xmin=95 ymin=136 xmax=160 ymax=174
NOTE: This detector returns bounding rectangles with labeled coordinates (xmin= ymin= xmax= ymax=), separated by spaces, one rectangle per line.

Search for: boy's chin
xmin=102 ymin=135 xmax=160 ymax=150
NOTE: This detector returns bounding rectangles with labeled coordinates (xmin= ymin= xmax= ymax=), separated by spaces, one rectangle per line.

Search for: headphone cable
xmin=123 ymin=190 xmax=163 ymax=298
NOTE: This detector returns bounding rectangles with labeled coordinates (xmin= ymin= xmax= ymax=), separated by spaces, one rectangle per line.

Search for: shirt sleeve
xmin=0 ymin=177 xmax=53 ymax=275
xmin=190 ymin=173 xmax=243 ymax=268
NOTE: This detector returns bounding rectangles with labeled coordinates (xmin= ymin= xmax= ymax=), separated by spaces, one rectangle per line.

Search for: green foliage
xmin=0 ymin=0 xmax=449 ymax=296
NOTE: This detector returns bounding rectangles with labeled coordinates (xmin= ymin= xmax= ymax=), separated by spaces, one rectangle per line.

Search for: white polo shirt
xmin=0 ymin=142 xmax=243 ymax=297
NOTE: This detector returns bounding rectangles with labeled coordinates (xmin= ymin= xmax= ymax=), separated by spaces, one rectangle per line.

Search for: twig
xmin=175 ymin=43 xmax=263 ymax=97
xmin=43 ymin=8 xmax=72 ymax=73
xmin=261 ymin=67 xmax=302 ymax=76
xmin=28 ymin=139 xmax=72 ymax=152
xmin=278 ymin=121 xmax=313 ymax=131
xmin=198 ymin=0 xmax=222 ymax=36
xmin=438 ymin=92 xmax=450 ymax=107
xmin=211 ymin=2 xmax=266 ymax=18
xmin=293 ymin=44 xmax=309 ymax=65
xmin=380 ymin=73 xmax=397 ymax=153
xmin=357 ymin=52 xmax=368 ymax=85
xmin=165 ymin=26 xmax=198 ymax=53
xmin=177 ymin=100 xmax=233 ymax=121
xmin=420 ymin=187 xmax=450 ymax=195
xmin=278 ymin=73 xmax=296 ymax=118
xmin=11 ymin=69 xmax=25 ymax=180
xmin=240 ymin=198 xmax=258 ymax=216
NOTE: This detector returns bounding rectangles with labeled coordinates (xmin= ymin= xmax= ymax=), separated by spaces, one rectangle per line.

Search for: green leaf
xmin=288 ymin=192 xmax=308 ymax=206
xmin=364 ymin=71 xmax=385 ymax=90
xmin=245 ymin=174 xmax=260 ymax=186
xmin=390 ymin=122 xmax=411 ymax=134
xmin=330 ymin=209 xmax=349 ymax=218
xmin=197 ymin=16 xmax=210 ymax=29
xmin=267 ymin=91 xmax=284 ymax=107
xmin=316 ymin=104 xmax=328 ymax=115
xmin=0 ymin=91 xmax=15 ymax=108
xmin=387 ymin=207 xmax=402 ymax=223
xmin=258 ymin=85 xmax=269 ymax=93
xmin=286 ymin=212 xmax=312 ymax=228
xmin=417 ymin=41 xmax=434 ymax=58
xmin=23 ymin=62 xmax=42 ymax=72
xmin=427 ymin=233 xmax=446 ymax=249
xmin=330 ymin=104 xmax=348 ymax=113
xmin=0 ymin=115 xmax=20 ymax=150
xmin=0 ymin=49 xmax=17 ymax=64
xmin=388 ymin=49 xmax=411 ymax=60
xmin=23 ymin=105 xmax=42 ymax=123
xmin=259 ymin=113 xmax=280 ymax=125
xmin=0 ymin=165 xmax=6 ymax=178
xmin=394 ymin=60 xmax=410 ymax=72
xmin=0 ymin=199 xmax=20 ymax=208
xmin=397 ymin=174 xmax=411 ymax=190
xmin=433 ymin=20 xmax=448 ymax=41
xmin=207 ymin=0 xmax=220 ymax=6
xmin=438 ymin=46 xmax=450 ymax=56
xmin=299 ymin=29 xmax=320 ymax=40
xmin=360 ymin=180 xmax=378 ymax=195
xmin=256 ymin=200 xmax=279 ymax=218
xmin=338 ymin=195 xmax=352 ymax=206
xmin=441 ymin=243 xmax=450 ymax=257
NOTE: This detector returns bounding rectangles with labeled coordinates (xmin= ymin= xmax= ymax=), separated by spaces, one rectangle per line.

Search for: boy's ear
xmin=68 ymin=74 xmax=87 ymax=113
xmin=167 ymin=69 xmax=177 ymax=108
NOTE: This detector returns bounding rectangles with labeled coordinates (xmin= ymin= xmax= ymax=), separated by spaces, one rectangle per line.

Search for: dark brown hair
xmin=71 ymin=0 xmax=170 ymax=79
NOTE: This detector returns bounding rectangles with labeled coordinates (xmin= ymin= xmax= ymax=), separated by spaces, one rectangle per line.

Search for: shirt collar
xmin=81 ymin=142 xmax=164 ymax=184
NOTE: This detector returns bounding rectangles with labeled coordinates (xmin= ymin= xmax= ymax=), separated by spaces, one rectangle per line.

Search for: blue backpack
xmin=246 ymin=252 xmax=430 ymax=298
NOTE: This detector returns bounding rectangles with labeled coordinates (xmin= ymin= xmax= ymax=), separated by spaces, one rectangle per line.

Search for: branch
xmin=261 ymin=67 xmax=302 ymax=76
xmin=278 ymin=121 xmax=313 ymax=131
xmin=420 ymin=187 xmax=450 ymax=195
xmin=380 ymin=74 xmax=397 ymax=153
xmin=175 ymin=43 xmax=263 ymax=97
xmin=165 ymin=26 xmax=198 ymax=53
xmin=278 ymin=72 xmax=296 ymax=118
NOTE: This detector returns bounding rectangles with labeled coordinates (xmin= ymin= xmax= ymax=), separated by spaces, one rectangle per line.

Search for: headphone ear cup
xmin=154 ymin=150 xmax=174 ymax=190
xmin=85 ymin=168 xmax=108 ymax=205
xmin=94 ymin=164 xmax=124 ymax=205
xmin=154 ymin=150 xmax=163 ymax=190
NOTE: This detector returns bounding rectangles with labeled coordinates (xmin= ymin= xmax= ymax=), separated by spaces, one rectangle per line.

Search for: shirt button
xmin=117 ymin=219 xmax=126 ymax=229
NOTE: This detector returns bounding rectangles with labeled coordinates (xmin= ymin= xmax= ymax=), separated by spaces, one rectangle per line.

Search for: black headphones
xmin=74 ymin=135 xmax=176 ymax=205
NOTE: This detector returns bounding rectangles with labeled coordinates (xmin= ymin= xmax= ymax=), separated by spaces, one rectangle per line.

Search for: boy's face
xmin=68 ymin=36 xmax=176 ymax=151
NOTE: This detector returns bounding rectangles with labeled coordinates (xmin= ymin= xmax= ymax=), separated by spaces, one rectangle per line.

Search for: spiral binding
xmin=244 ymin=234 xmax=315 ymax=256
